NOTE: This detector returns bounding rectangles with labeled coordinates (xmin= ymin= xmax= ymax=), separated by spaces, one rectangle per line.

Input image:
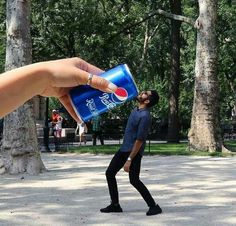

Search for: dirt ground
xmin=0 ymin=153 xmax=236 ymax=226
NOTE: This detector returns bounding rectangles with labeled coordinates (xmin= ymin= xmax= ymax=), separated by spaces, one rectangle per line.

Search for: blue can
xmin=69 ymin=64 xmax=139 ymax=122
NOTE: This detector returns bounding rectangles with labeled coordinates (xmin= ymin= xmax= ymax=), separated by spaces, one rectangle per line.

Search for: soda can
xmin=69 ymin=64 xmax=139 ymax=122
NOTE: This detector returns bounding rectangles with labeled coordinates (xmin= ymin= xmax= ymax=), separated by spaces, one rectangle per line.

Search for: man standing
xmin=100 ymin=90 xmax=162 ymax=216
xmin=92 ymin=115 xmax=104 ymax=146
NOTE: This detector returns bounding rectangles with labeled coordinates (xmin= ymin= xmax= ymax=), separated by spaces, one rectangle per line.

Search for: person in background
xmin=55 ymin=116 xmax=63 ymax=138
xmin=100 ymin=90 xmax=162 ymax=216
xmin=51 ymin=109 xmax=59 ymax=137
xmin=92 ymin=115 xmax=104 ymax=146
xmin=75 ymin=122 xmax=88 ymax=145
xmin=0 ymin=57 xmax=117 ymax=119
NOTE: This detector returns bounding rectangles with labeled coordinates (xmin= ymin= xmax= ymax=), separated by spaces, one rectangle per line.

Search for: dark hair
xmin=146 ymin=90 xmax=159 ymax=108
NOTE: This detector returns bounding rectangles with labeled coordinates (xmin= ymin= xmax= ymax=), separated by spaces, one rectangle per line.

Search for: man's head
xmin=137 ymin=90 xmax=159 ymax=108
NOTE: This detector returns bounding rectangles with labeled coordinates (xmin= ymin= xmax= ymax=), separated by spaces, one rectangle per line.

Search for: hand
xmin=0 ymin=57 xmax=117 ymax=119
xmin=123 ymin=161 xmax=131 ymax=172
xmin=40 ymin=57 xmax=118 ymax=122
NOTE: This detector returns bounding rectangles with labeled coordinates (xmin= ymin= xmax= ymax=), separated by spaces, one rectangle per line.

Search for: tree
xmin=167 ymin=0 xmax=182 ymax=143
xmin=149 ymin=0 xmax=222 ymax=151
xmin=188 ymin=0 xmax=222 ymax=152
xmin=0 ymin=0 xmax=45 ymax=174
xmin=0 ymin=0 xmax=6 ymax=73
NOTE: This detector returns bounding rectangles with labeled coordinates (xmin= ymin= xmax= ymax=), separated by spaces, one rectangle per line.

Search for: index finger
xmin=72 ymin=57 xmax=104 ymax=75
xmin=72 ymin=57 xmax=117 ymax=93
xmin=90 ymin=75 xmax=117 ymax=93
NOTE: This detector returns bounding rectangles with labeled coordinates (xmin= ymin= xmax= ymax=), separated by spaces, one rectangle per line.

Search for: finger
xmin=91 ymin=75 xmax=117 ymax=93
xmin=71 ymin=58 xmax=117 ymax=92
xmin=72 ymin=69 xmax=117 ymax=93
xmin=59 ymin=94 xmax=82 ymax=123
xmin=72 ymin=57 xmax=104 ymax=75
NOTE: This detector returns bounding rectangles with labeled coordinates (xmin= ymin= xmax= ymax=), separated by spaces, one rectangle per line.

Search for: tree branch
xmin=107 ymin=9 xmax=195 ymax=42
xmin=45 ymin=27 xmax=67 ymax=56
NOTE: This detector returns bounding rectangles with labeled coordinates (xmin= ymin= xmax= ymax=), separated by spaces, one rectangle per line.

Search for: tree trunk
xmin=188 ymin=0 xmax=222 ymax=152
xmin=137 ymin=21 xmax=159 ymax=75
xmin=0 ymin=0 xmax=45 ymax=174
xmin=167 ymin=0 xmax=182 ymax=143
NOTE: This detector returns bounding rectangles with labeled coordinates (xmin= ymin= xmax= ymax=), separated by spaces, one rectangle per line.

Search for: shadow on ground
xmin=0 ymin=153 xmax=236 ymax=226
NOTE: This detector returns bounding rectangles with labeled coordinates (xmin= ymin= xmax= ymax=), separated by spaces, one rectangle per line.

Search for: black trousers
xmin=92 ymin=131 xmax=104 ymax=145
xmin=105 ymin=150 xmax=156 ymax=207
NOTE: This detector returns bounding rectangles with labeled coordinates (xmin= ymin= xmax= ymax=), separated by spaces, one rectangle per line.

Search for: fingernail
xmin=107 ymin=83 xmax=117 ymax=93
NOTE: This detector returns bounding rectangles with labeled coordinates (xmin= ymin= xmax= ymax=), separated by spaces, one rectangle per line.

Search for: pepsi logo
xmin=111 ymin=87 xmax=128 ymax=103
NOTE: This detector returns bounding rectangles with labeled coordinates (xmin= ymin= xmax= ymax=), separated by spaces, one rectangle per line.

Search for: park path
xmin=0 ymin=153 xmax=236 ymax=226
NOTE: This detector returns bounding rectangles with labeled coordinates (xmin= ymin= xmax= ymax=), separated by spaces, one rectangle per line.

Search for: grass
xmin=59 ymin=140 xmax=236 ymax=157
xmin=224 ymin=140 xmax=236 ymax=152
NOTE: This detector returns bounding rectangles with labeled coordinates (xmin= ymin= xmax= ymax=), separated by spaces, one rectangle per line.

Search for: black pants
xmin=105 ymin=150 xmax=156 ymax=207
xmin=93 ymin=131 xmax=104 ymax=145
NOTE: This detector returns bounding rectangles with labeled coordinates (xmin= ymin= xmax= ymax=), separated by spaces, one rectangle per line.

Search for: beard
xmin=136 ymin=95 xmax=145 ymax=103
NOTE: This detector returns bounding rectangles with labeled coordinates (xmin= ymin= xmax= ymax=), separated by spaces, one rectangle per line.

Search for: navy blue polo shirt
xmin=120 ymin=107 xmax=151 ymax=155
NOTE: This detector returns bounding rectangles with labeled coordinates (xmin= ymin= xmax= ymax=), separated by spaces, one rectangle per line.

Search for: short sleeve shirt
xmin=92 ymin=115 xmax=102 ymax=131
xmin=120 ymin=107 xmax=151 ymax=155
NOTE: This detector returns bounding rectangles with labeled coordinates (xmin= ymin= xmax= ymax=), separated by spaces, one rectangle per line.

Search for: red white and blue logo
xmin=111 ymin=87 xmax=128 ymax=103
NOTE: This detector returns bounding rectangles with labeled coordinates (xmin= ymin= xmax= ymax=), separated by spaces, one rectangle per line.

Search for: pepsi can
xmin=69 ymin=64 xmax=139 ymax=122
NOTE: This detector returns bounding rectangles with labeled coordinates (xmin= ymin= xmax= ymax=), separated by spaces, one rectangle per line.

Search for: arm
xmin=0 ymin=63 xmax=47 ymax=118
xmin=123 ymin=112 xmax=151 ymax=172
xmin=0 ymin=58 xmax=117 ymax=120
xmin=124 ymin=139 xmax=143 ymax=172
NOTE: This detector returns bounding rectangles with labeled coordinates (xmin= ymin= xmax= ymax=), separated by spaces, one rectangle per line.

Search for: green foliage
xmin=217 ymin=0 xmax=236 ymax=121
xmin=0 ymin=0 xmax=232 ymax=135
xmin=31 ymin=1 xmax=173 ymax=123
xmin=48 ymin=97 xmax=62 ymax=112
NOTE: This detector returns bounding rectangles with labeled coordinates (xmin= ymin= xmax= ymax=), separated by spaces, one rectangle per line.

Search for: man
xmin=100 ymin=90 xmax=162 ymax=216
xmin=92 ymin=115 xmax=104 ymax=145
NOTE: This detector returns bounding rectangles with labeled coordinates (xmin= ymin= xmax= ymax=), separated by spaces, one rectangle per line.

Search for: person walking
xmin=92 ymin=115 xmax=104 ymax=145
xmin=100 ymin=90 xmax=162 ymax=216
xmin=75 ymin=122 xmax=88 ymax=145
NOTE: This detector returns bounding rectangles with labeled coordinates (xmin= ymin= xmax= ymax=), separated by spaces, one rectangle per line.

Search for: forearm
xmin=0 ymin=63 xmax=49 ymax=117
xmin=123 ymin=139 xmax=143 ymax=172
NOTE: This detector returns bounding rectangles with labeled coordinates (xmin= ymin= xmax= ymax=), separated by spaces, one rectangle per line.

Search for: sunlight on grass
xmin=59 ymin=140 xmax=236 ymax=157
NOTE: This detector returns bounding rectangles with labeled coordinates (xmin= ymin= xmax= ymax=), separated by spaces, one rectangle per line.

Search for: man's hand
xmin=124 ymin=161 xmax=131 ymax=172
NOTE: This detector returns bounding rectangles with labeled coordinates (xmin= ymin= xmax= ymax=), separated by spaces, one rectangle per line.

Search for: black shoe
xmin=146 ymin=204 xmax=162 ymax=216
xmin=100 ymin=204 xmax=123 ymax=213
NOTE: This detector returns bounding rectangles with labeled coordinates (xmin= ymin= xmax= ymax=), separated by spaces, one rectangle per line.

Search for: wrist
xmin=32 ymin=62 xmax=51 ymax=95
xmin=127 ymin=157 xmax=132 ymax=161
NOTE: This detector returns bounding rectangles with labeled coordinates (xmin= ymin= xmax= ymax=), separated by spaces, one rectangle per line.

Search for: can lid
xmin=122 ymin=64 xmax=139 ymax=93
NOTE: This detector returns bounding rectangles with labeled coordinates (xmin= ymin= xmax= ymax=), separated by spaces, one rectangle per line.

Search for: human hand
xmin=40 ymin=57 xmax=117 ymax=122
xmin=123 ymin=161 xmax=131 ymax=172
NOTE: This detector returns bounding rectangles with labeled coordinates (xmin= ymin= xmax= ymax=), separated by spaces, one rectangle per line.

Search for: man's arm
xmin=123 ymin=139 xmax=143 ymax=172
xmin=123 ymin=112 xmax=151 ymax=172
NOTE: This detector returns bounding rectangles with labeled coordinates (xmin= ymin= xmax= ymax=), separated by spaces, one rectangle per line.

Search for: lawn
xmin=61 ymin=140 xmax=236 ymax=157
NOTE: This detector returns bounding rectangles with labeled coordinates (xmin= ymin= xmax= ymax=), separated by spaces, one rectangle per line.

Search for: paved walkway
xmin=0 ymin=153 xmax=236 ymax=226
